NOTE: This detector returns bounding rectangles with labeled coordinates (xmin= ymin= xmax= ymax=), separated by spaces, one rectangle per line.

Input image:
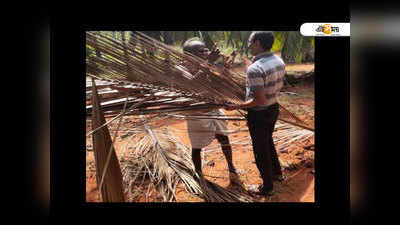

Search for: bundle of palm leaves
xmin=86 ymin=31 xmax=314 ymax=131
xmin=120 ymin=120 xmax=255 ymax=202
xmin=86 ymin=31 xmax=246 ymax=106
xmin=85 ymin=75 xmax=224 ymax=118
xmin=120 ymin=128 xmax=200 ymax=202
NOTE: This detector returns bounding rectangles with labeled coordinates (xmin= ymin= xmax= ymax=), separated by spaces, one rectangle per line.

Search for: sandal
xmin=257 ymin=184 xmax=275 ymax=196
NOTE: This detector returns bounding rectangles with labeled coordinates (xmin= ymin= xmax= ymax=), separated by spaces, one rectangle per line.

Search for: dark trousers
xmin=247 ymin=103 xmax=282 ymax=190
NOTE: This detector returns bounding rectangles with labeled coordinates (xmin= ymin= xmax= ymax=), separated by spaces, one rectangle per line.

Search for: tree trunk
xmin=201 ymin=31 xmax=215 ymax=50
xmin=240 ymin=31 xmax=251 ymax=56
xmin=226 ymin=31 xmax=233 ymax=48
xmin=162 ymin=31 xmax=173 ymax=45
xmin=183 ymin=31 xmax=188 ymax=43
xmin=301 ymin=37 xmax=314 ymax=63
xmin=281 ymin=32 xmax=302 ymax=63
xmin=144 ymin=31 xmax=161 ymax=41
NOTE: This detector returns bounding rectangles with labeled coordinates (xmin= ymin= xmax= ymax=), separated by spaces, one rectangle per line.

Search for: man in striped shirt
xmin=225 ymin=31 xmax=286 ymax=196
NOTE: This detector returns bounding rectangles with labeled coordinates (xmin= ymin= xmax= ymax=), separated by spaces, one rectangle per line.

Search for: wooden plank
xmin=91 ymin=76 xmax=125 ymax=202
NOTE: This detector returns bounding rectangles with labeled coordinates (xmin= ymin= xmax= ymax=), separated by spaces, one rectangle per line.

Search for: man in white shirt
xmin=182 ymin=37 xmax=240 ymax=182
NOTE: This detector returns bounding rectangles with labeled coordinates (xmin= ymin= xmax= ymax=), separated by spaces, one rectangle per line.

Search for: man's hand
xmin=223 ymin=50 xmax=237 ymax=69
xmin=207 ymin=44 xmax=221 ymax=64
xmin=243 ymin=55 xmax=252 ymax=70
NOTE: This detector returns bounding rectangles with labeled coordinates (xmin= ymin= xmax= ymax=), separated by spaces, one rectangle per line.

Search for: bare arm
xmin=243 ymin=55 xmax=252 ymax=71
xmin=225 ymin=89 xmax=266 ymax=110
xmin=224 ymin=57 xmax=266 ymax=111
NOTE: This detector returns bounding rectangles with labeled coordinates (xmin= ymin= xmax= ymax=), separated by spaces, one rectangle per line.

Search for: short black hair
xmin=182 ymin=37 xmax=204 ymax=54
xmin=249 ymin=31 xmax=274 ymax=51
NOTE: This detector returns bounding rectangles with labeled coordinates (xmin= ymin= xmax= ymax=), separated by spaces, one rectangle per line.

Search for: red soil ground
xmin=86 ymin=63 xmax=315 ymax=203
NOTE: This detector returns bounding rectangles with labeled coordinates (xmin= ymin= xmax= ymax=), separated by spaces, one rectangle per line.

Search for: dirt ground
xmin=86 ymin=63 xmax=315 ymax=203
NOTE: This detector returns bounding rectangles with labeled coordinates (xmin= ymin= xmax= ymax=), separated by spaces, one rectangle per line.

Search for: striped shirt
xmin=246 ymin=52 xmax=285 ymax=110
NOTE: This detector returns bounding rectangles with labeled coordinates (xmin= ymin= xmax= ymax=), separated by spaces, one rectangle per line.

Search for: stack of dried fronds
xmin=273 ymin=121 xmax=314 ymax=152
xmin=86 ymin=31 xmax=314 ymax=131
xmin=277 ymin=103 xmax=314 ymax=132
xmin=85 ymin=75 xmax=314 ymax=132
xmin=198 ymin=120 xmax=314 ymax=155
xmin=86 ymin=31 xmax=246 ymax=106
xmin=85 ymin=75 xmax=225 ymax=117
xmin=120 ymin=121 xmax=255 ymax=202
xmin=120 ymin=128 xmax=200 ymax=202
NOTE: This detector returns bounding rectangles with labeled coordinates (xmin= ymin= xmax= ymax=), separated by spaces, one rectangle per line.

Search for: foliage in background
xmin=271 ymin=32 xmax=286 ymax=52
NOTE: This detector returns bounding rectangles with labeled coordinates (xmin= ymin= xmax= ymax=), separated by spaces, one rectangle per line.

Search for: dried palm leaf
xmin=120 ymin=117 xmax=256 ymax=202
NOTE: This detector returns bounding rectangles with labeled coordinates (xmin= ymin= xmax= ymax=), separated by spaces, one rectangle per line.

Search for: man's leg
xmin=215 ymin=134 xmax=236 ymax=173
xmin=268 ymin=105 xmax=283 ymax=178
xmin=247 ymin=111 xmax=274 ymax=191
xmin=191 ymin=148 xmax=202 ymax=175
xmin=270 ymin=135 xmax=283 ymax=177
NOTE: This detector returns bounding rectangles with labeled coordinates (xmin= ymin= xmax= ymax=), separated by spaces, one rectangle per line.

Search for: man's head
xmin=182 ymin=37 xmax=210 ymax=60
xmin=247 ymin=31 xmax=275 ymax=56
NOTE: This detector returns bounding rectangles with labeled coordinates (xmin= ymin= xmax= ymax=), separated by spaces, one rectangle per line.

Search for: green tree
xmin=300 ymin=37 xmax=314 ymax=63
xmin=281 ymin=32 xmax=302 ymax=63
xmin=281 ymin=32 xmax=314 ymax=63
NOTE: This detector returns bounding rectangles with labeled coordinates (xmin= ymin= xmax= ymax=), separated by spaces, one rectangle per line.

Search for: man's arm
xmin=225 ymin=90 xmax=266 ymax=110
xmin=207 ymin=44 xmax=221 ymax=64
xmin=224 ymin=61 xmax=266 ymax=111
xmin=243 ymin=55 xmax=252 ymax=71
